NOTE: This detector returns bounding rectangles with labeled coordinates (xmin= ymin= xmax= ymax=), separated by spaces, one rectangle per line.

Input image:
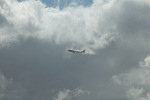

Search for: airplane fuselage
xmin=67 ymin=50 xmax=85 ymax=53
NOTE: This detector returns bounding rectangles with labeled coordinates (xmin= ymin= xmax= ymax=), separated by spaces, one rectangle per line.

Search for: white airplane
xmin=67 ymin=49 xmax=85 ymax=53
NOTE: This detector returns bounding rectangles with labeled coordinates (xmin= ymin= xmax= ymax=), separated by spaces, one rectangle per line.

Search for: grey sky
xmin=0 ymin=0 xmax=150 ymax=100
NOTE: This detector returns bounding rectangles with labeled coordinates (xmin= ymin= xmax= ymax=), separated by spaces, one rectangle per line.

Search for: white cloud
xmin=112 ymin=56 xmax=150 ymax=100
xmin=1 ymin=0 xmax=150 ymax=53
xmin=0 ymin=0 xmax=118 ymax=53
xmin=139 ymin=55 xmax=150 ymax=68
xmin=126 ymin=87 xmax=150 ymax=100
xmin=53 ymin=88 xmax=89 ymax=100
xmin=53 ymin=89 xmax=71 ymax=100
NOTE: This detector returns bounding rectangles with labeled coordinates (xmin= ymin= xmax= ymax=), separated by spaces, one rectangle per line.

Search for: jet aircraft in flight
xmin=67 ymin=49 xmax=85 ymax=53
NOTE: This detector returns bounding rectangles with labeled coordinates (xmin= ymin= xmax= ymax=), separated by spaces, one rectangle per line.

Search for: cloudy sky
xmin=0 ymin=0 xmax=150 ymax=100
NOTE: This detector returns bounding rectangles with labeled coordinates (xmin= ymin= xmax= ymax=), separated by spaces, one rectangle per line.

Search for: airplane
xmin=67 ymin=49 xmax=85 ymax=53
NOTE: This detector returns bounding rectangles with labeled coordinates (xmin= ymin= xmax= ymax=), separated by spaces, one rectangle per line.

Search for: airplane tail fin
xmin=82 ymin=50 xmax=85 ymax=53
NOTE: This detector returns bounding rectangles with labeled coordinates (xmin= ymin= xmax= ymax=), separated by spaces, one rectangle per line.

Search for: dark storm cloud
xmin=0 ymin=38 xmax=129 ymax=100
xmin=0 ymin=72 xmax=27 ymax=100
xmin=0 ymin=39 xmax=95 ymax=100
xmin=1 ymin=0 xmax=150 ymax=100
xmin=118 ymin=1 xmax=150 ymax=35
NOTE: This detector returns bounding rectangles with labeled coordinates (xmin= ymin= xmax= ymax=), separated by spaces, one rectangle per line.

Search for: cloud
xmin=126 ymin=87 xmax=150 ymax=100
xmin=0 ymin=0 xmax=118 ymax=53
xmin=1 ymin=0 xmax=150 ymax=100
xmin=1 ymin=0 xmax=149 ymax=53
xmin=0 ymin=71 xmax=26 ymax=100
xmin=53 ymin=88 xmax=89 ymax=100
xmin=1 ymin=0 xmax=150 ymax=53
xmin=112 ymin=55 xmax=150 ymax=100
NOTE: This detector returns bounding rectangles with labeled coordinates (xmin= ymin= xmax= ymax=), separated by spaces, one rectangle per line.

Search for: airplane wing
xmin=72 ymin=51 xmax=76 ymax=53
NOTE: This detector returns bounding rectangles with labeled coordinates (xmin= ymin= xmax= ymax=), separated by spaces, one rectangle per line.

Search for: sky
xmin=0 ymin=0 xmax=150 ymax=100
